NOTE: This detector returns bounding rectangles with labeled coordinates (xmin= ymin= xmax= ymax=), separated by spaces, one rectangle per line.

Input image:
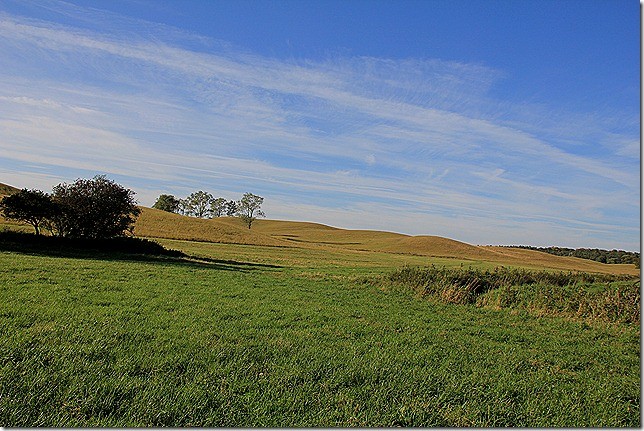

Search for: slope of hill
xmin=134 ymin=210 xmax=639 ymax=275
xmin=133 ymin=207 xmax=291 ymax=247
xmin=257 ymin=220 xmax=637 ymax=274
xmin=482 ymin=246 xmax=638 ymax=275
xmin=0 ymin=183 xmax=636 ymax=275
xmin=0 ymin=182 xmax=19 ymax=196
xmin=255 ymin=221 xmax=496 ymax=259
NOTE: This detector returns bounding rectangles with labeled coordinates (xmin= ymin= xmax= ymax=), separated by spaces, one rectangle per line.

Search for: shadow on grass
xmin=0 ymin=231 xmax=282 ymax=272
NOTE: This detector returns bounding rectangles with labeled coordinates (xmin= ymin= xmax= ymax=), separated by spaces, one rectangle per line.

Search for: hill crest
xmin=134 ymin=207 xmax=638 ymax=275
xmin=0 ymin=182 xmax=20 ymax=196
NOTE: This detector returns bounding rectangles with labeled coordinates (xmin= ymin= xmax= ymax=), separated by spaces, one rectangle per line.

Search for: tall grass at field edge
xmin=385 ymin=265 xmax=640 ymax=324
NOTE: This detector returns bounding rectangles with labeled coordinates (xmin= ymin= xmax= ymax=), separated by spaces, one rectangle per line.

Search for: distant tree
xmin=210 ymin=197 xmax=227 ymax=217
xmin=152 ymin=194 xmax=180 ymax=213
xmin=504 ymin=245 xmax=640 ymax=266
xmin=49 ymin=175 xmax=140 ymax=239
xmin=225 ymin=200 xmax=238 ymax=217
xmin=236 ymin=193 xmax=265 ymax=229
xmin=177 ymin=198 xmax=189 ymax=216
xmin=0 ymin=189 xmax=56 ymax=235
xmin=182 ymin=191 xmax=213 ymax=218
xmin=179 ymin=197 xmax=193 ymax=217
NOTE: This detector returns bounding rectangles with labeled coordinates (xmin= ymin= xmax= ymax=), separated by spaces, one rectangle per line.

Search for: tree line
xmin=153 ymin=191 xmax=265 ymax=229
xmin=1 ymin=176 xmax=269 ymax=238
xmin=503 ymin=245 xmax=640 ymax=267
xmin=0 ymin=175 xmax=140 ymax=239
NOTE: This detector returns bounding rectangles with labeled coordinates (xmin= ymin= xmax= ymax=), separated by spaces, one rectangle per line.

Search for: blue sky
xmin=0 ymin=0 xmax=639 ymax=250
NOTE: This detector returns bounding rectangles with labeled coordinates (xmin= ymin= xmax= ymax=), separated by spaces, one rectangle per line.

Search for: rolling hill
xmin=134 ymin=207 xmax=639 ymax=275
xmin=0 ymin=187 xmax=637 ymax=275
xmin=0 ymin=182 xmax=19 ymax=196
xmin=133 ymin=207 xmax=291 ymax=247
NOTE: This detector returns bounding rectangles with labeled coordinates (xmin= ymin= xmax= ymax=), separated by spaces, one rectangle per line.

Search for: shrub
xmin=49 ymin=175 xmax=140 ymax=239
xmin=0 ymin=230 xmax=184 ymax=257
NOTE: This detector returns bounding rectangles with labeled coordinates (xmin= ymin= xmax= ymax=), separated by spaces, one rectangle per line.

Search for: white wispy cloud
xmin=0 ymin=3 xmax=638 ymax=249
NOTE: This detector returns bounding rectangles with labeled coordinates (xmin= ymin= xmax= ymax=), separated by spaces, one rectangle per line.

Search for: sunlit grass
xmin=3 ymin=208 xmax=639 ymax=275
xmin=0 ymin=245 xmax=639 ymax=426
xmin=154 ymin=237 xmax=498 ymax=276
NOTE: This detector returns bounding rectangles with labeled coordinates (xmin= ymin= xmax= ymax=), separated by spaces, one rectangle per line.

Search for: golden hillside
xmin=0 ymin=189 xmax=636 ymax=275
xmin=135 ymin=208 xmax=639 ymax=275
xmin=133 ymin=207 xmax=291 ymax=247
xmin=0 ymin=182 xmax=19 ymax=197
xmin=481 ymin=246 xmax=639 ymax=275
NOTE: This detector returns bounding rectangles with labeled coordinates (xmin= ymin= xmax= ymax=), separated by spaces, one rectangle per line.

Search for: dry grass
xmin=0 ymin=182 xmax=19 ymax=197
xmin=0 ymin=201 xmax=636 ymax=276
xmin=483 ymin=246 xmax=638 ymax=275
xmin=0 ymin=182 xmax=28 ymax=231
xmin=133 ymin=207 xmax=290 ymax=247
xmin=0 ymin=206 xmax=31 ymax=235
xmin=134 ymin=208 xmax=639 ymax=276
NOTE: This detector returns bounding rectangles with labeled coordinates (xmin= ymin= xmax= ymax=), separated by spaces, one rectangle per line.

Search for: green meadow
xmin=0 ymin=237 xmax=639 ymax=427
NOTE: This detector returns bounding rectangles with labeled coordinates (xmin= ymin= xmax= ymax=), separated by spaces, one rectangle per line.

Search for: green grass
xmin=0 ymin=242 xmax=640 ymax=426
xmin=154 ymin=237 xmax=503 ymax=276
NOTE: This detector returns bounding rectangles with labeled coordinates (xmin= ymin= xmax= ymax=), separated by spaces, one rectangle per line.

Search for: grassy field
xmin=3 ymin=203 xmax=638 ymax=275
xmin=134 ymin=208 xmax=639 ymax=276
xmin=0 ymin=235 xmax=640 ymax=427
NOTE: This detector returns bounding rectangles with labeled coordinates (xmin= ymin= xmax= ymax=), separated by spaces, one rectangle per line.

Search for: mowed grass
xmin=0 ymin=242 xmax=640 ymax=427
xmin=154 ymin=238 xmax=500 ymax=276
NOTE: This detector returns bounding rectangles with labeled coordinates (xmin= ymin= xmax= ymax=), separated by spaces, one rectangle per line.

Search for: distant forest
xmin=503 ymin=245 xmax=640 ymax=267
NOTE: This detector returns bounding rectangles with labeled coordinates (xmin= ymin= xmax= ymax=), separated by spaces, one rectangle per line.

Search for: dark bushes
xmin=48 ymin=176 xmax=140 ymax=239
xmin=0 ymin=176 xmax=140 ymax=239
xmin=0 ymin=230 xmax=184 ymax=258
xmin=0 ymin=189 xmax=56 ymax=236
